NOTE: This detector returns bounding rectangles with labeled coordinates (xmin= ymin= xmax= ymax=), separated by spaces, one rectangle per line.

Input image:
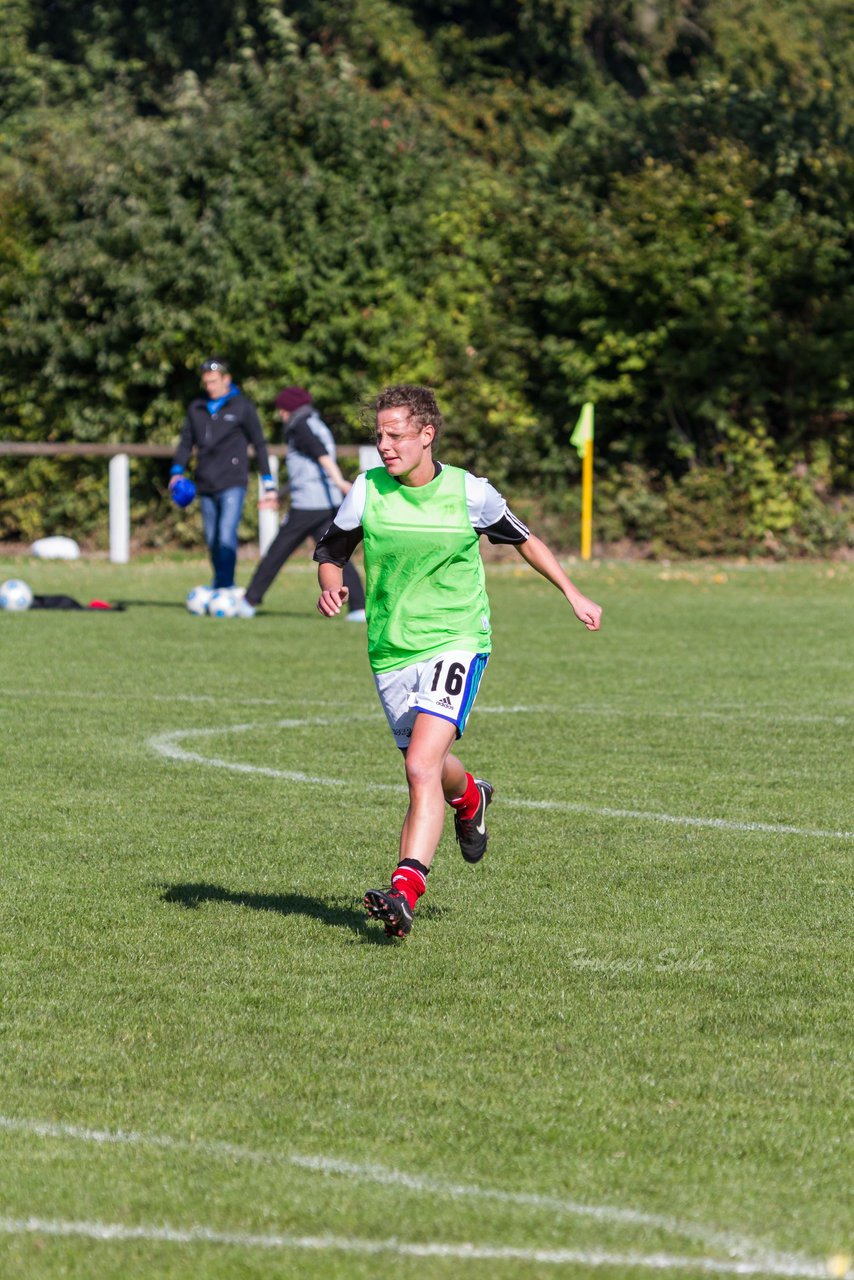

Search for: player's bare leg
xmin=398 ymin=712 xmax=458 ymax=868
xmin=398 ymin=745 xmax=467 ymax=855
xmin=364 ymin=713 xmax=458 ymax=938
xmin=442 ymin=751 xmax=469 ymax=804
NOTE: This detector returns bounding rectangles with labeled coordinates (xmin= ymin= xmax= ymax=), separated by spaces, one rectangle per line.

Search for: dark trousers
xmin=245 ymin=506 xmax=366 ymax=611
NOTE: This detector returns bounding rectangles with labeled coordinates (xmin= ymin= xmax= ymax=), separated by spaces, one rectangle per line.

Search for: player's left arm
xmin=514 ymin=535 xmax=602 ymax=631
xmin=467 ymin=473 xmax=602 ymax=632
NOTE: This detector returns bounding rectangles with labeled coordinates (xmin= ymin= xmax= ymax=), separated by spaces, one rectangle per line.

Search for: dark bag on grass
xmin=31 ymin=595 xmax=126 ymax=611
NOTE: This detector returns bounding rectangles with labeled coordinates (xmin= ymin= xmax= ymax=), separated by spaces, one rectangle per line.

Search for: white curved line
xmin=0 ymin=1113 xmax=837 ymax=1275
xmin=147 ymin=718 xmax=854 ymax=840
xmin=502 ymin=797 xmax=854 ymax=841
xmin=0 ymin=1217 xmax=836 ymax=1276
xmin=0 ymin=1114 xmax=795 ymax=1261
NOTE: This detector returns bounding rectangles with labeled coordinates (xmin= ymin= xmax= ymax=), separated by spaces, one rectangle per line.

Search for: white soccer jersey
xmin=332 ymin=466 xmax=529 ymax=543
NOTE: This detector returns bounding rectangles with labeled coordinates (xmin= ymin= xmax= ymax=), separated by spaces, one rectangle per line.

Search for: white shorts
xmin=374 ymin=650 xmax=490 ymax=748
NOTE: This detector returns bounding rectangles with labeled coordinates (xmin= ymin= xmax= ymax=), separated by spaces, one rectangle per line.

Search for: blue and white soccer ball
xmin=0 ymin=578 xmax=34 ymax=612
xmin=186 ymin=585 xmax=214 ymax=616
xmin=207 ymin=588 xmax=239 ymax=618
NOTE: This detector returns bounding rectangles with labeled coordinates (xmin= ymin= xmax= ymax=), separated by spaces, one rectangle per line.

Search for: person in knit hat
xmin=237 ymin=387 xmax=365 ymax=620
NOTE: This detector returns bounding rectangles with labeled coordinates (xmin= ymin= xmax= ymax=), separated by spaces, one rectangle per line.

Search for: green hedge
xmin=1 ymin=1 xmax=852 ymax=555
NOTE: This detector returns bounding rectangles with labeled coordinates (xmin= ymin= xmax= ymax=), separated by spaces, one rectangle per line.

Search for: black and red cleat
xmin=363 ymin=887 xmax=414 ymax=939
xmin=454 ymin=779 xmax=493 ymax=864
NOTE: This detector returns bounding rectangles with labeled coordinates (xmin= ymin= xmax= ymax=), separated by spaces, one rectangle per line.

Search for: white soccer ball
xmin=0 ymin=578 xmax=33 ymax=611
xmin=207 ymin=588 xmax=239 ymax=618
xmin=0 ymin=578 xmax=34 ymax=611
xmin=186 ymin=585 xmax=214 ymax=616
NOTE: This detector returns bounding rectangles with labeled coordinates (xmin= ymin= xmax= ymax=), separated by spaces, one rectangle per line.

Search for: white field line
xmin=572 ymin=706 xmax=851 ymax=727
xmin=0 ymin=687 xmax=284 ymax=706
xmin=0 ymin=686 xmax=849 ymax=726
xmin=0 ymin=1117 xmax=836 ymax=1278
xmin=501 ymin=798 xmax=854 ymax=841
xmin=147 ymin=719 xmax=854 ymax=841
xmin=0 ymin=1217 xmax=841 ymax=1277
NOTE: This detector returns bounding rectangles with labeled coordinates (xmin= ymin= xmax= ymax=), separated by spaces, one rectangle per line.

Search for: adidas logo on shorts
xmin=436 ymin=696 xmax=454 ymax=710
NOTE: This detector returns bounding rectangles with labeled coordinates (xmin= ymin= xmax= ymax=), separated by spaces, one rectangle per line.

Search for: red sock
xmin=449 ymin=772 xmax=480 ymax=821
xmin=391 ymin=859 xmax=429 ymax=910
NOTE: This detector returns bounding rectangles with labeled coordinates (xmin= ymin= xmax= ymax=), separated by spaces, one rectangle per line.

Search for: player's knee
xmin=404 ymin=751 xmax=442 ymax=791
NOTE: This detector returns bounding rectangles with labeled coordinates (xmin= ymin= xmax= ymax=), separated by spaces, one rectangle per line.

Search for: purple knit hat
xmin=275 ymin=386 xmax=312 ymax=412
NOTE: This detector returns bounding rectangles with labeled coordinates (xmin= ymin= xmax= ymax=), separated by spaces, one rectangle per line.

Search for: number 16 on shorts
xmin=375 ymin=650 xmax=490 ymax=745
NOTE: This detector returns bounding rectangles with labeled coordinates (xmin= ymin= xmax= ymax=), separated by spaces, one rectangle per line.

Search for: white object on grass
xmin=186 ymin=586 xmax=214 ymax=616
xmin=30 ymin=536 xmax=81 ymax=560
xmin=207 ymin=589 xmax=239 ymax=618
xmin=0 ymin=579 xmax=34 ymax=611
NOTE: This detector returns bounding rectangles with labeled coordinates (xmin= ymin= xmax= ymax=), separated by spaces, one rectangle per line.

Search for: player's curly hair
xmin=371 ymin=384 xmax=444 ymax=445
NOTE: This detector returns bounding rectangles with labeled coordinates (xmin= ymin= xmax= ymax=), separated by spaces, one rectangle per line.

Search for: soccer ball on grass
xmin=186 ymin=585 xmax=214 ymax=616
xmin=0 ymin=579 xmax=34 ymax=611
xmin=207 ymin=588 xmax=239 ymax=618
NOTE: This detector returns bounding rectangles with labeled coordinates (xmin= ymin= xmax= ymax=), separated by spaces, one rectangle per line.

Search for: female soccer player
xmin=315 ymin=385 xmax=602 ymax=939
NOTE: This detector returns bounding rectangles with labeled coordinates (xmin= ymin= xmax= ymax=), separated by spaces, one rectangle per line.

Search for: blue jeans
xmin=199 ymin=487 xmax=246 ymax=589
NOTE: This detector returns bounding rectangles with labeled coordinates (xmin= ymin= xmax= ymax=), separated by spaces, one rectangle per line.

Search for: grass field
xmin=0 ymin=552 xmax=851 ymax=1280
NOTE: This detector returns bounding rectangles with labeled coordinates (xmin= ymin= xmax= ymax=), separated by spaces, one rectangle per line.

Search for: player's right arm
xmin=316 ymin=561 xmax=348 ymax=616
xmin=314 ymin=473 xmax=366 ymax=615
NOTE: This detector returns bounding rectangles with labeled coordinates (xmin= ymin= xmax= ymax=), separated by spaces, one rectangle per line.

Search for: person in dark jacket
xmin=237 ymin=386 xmax=365 ymax=620
xmin=169 ymin=358 xmax=277 ymax=589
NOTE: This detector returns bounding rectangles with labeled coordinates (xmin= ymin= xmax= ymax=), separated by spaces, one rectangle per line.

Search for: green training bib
xmin=362 ymin=465 xmax=491 ymax=673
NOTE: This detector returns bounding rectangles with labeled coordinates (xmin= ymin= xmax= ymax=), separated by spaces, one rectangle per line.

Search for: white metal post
xmin=258 ymin=455 xmax=279 ymax=556
xmin=359 ymin=444 xmax=383 ymax=472
xmin=108 ymin=453 xmax=130 ymax=564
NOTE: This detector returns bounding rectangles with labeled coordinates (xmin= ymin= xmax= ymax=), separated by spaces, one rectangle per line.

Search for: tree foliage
xmin=0 ymin=0 xmax=851 ymax=552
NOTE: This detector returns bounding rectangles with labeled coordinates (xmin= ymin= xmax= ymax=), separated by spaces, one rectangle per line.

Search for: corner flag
xmin=570 ymin=402 xmax=594 ymax=456
xmin=570 ymin=402 xmax=595 ymax=560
